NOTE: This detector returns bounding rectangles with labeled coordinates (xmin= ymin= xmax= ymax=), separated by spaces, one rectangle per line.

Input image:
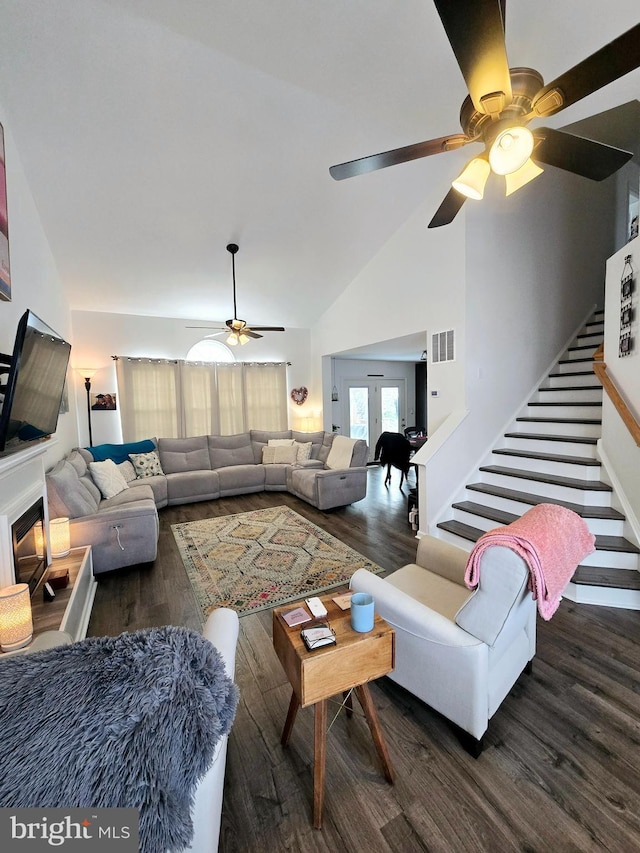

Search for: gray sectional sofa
xmin=45 ymin=430 xmax=368 ymax=575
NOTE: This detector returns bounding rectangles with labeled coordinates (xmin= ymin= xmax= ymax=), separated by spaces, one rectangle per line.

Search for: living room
xmin=1 ymin=2 xmax=640 ymax=851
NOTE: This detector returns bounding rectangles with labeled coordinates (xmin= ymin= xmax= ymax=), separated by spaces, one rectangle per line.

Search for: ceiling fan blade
xmin=428 ymin=187 xmax=467 ymax=229
xmin=329 ymin=134 xmax=469 ymax=180
xmin=433 ymin=0 xmax=511 ymax=116
xmin=531 ymin=24 xmax=640 ymax=118
xmin=533 ymin=128 xmax=633 ymax=180
xmin=247 ymin=325 xmax=286 ymax=332
xmin=186 ymin=326 xmax=226 ymax=331
xmin=244 ymin=330 xmax=263 ymax=339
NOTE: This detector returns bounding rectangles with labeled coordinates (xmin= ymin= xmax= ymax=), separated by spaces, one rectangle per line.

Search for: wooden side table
xmin=272 ymin=595 xmax=395 ymax=828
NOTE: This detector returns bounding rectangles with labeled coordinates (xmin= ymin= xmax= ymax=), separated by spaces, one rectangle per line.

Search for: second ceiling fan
xmin=330 ymin=0 xmax=640 ymax=227
xmin=188 ymin=243 xmax=285 ymax=346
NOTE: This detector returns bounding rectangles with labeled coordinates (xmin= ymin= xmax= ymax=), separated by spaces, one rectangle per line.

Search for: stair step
xmin=537 ymin=385 xmax=602 ymax=392
xmin=437 ymin=520 xmax=483 ymax=542
xmin=504 ymin=432 xmax=598 ymax=446
xmin=437 ymin=519 xmax=638 ymax=556
xmin=572 ymin=566 xmax=640 ymax=590
xmin=516 ymin=417 xmax=601 ymax=425
xmin=527 ymin=401 xmax=602 ymax=408
xmin=493 ymin=448 xmax=600 ymax=467
xmin=594 ymin=536 xmax=640 ymax=554
xmin=548 ymin=369 xmax=595 ymax=377
xmin=479 ymin=465 xmax=612 ymax=492
xmin=568 ymin=344 xmax=600 ymax=354
xmin=557 ymin=358 xmax=595 ymax=367
xmin=466 ymin=482 xmax=624 ymax=519
xmin=452 ymin=501 xmax=517 ymax=526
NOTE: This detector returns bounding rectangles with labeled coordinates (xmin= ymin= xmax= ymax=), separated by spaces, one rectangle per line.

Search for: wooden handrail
xmin=593 ymin=360 xmax=640 ymax=447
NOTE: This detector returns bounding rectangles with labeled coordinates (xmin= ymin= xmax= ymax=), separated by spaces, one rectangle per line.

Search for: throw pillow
xmin=89 ymin=459 xmax=129 ymax=499
xmin=267 ymin=438 xmax=296 ymax=447
xmin=117 ymin=460 xmax=137 ymax=483
xmin=129 ymin=450 xmax=165 ymax=478
xmin=262 ymin=445 xmax=298 ymax=464
xmin=294 ymin=441 xmax=312 ymax=462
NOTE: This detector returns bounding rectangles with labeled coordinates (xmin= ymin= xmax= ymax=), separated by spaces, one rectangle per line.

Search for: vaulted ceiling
xmin=0 ymin=1 xmax=638 ymax=331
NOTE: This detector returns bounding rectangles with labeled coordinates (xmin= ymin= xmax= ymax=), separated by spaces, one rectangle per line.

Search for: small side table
xmin=272 ymin=595 xmax=395 ymax=828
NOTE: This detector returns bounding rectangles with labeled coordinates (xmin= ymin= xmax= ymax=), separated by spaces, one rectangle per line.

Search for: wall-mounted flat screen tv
xmin=0 ymin=309 xmax=71 ymax=457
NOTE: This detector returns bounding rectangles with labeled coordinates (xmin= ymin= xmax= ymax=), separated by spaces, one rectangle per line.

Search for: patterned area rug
xmin=172 ymin=505 xmax=383 ymax=619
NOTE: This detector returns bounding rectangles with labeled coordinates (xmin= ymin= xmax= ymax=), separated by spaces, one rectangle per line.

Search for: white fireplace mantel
xmin=0 ymin=442 xmax=53 ymax=587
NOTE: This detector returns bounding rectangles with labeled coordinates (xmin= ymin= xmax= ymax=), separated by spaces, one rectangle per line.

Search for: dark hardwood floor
xmin=87 ymin=466 xmax=640 ymax=852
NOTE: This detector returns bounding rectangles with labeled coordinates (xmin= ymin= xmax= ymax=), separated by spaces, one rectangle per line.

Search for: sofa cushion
xmin=250 ymin=429 xmax=293 ymax=464
xmin=292 ymin=430 xmax=325 ymax=459
xmin=208 ymin=433 xmax=254 ymax=469
xmin=66 ymin=449 xmax=88 ymax=478
xmin=166 ymin=471 xmax=220 ymax=505
xmin=118 ymin=460 xmax=137 ymax=483
xmin=157 ymin=436 xmax=212 ymax=474
xmin=89 ymin=459 xmax=130 ymax=500
xmin=99 ymin=482 xmax=155 ymax=509
xmin=262 ymin=445 xmax=298 ymax=464
xmin=88 ymin=439 xmax=156 ymax=465
xmin=294 ymin=441 xmax=313 ymax=462
xmin=316 ymin=432 xmax=334 ymax=464
xmin=129 ymin=450 xmax=165 ymax=478
xmin=216 ymin=464 xmax=265 ymax=495
xmin=46 ymin=461 xmax=100 ymax=519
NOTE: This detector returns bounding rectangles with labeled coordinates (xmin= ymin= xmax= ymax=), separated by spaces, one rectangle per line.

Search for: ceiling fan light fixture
xmin=504 ymin=158 xmax=544 ymax=196
xmin=489 ymin=126 xmax=534 ymax=175
xmin=452 ymin=157 xmax=490 ymax=200
xmin=226 ymin=332 xmax=239 ymax=346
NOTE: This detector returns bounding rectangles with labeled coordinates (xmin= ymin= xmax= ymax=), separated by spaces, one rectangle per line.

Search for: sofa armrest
xmin=415 ymin=535 xmax=469 ymax=586
xmin=202 ymin=607 xmax=239 ymax=678
xmin=350 ymin=568 xmax=480 ymax=648
xmin=187 ymin=608 xmax=239 ymax=853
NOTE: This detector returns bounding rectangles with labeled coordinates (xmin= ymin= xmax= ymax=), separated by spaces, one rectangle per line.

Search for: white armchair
xmin=350 ymin=535 xmax=536 ymax=755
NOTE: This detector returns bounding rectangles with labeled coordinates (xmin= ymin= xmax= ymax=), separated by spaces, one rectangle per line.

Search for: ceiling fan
xmin=188 ymin=243 xmax=285 ymax=345
xmin=330 ymin=0 xmax=640 ymax=227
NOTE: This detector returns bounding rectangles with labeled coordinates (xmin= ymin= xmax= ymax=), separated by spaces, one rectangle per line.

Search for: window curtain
xmin=244 ymin=362 xmax=288 ymax=430
xmin=116 ymin=358 xmax=179 ymax=441
xmin=116 ymin=358 xmax=288 ymax=441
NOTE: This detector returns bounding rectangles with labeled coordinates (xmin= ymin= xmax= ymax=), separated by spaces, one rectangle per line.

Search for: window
xmin=186 ymin=339 xmax=235 ymax=363
xmin=115 ymin=357 xmax=288 ymax=441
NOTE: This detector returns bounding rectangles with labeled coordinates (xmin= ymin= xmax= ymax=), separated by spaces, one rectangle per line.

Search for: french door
xmin=345 ymin=380 xmax=406 ymax=460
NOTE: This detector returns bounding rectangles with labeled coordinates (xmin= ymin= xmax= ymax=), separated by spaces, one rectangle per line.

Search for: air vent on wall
xmin=431 ymin=329 xmax=455 ymax=364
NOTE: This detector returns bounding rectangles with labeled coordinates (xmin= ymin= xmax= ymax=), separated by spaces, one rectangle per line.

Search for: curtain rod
xmin=112 ymin=355 xmax=291 ymax=365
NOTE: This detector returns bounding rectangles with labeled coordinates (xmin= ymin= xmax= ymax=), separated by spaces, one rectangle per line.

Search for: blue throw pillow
xmin=87 ymin=439 xmax=155 ymax=465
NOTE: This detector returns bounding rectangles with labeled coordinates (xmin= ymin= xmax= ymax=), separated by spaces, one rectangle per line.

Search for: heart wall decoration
xmin=290 ymin=386 xmax=308 ymax=406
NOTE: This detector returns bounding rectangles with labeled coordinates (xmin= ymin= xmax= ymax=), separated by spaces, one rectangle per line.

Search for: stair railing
xmin=593 ymin=344 xmax=640 ymax=447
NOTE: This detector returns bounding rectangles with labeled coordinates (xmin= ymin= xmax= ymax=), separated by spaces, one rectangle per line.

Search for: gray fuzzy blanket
xmin=0 ymin=626 xmax=239 ymax=853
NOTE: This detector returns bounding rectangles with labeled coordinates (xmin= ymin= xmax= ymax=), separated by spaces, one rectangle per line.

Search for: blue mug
xmin=350 ymin=592 xmax=375 ymax=633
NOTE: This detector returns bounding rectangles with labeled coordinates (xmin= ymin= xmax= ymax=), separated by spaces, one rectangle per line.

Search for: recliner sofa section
xmin=45 ymin=430 xmax=368 ymax=575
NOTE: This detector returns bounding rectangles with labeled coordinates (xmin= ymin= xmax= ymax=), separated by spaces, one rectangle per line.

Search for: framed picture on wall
xmin=0 ymin=123 xmax=11 ymax=302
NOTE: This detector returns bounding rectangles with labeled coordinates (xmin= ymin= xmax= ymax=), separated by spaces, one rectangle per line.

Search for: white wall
xmin=600 ymin=236 xmax=640 ymax=532
xmin=312 ymin=194 xmax=466 ymax=436
xmin=0 ymin=104 xmax=78 ymax=466
xmin=416 ymin=168 xmax=617 ymax=531
xmin=70 ymin=309 xmax=313 ymax=445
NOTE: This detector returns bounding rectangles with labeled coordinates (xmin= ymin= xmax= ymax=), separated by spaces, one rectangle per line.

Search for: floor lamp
xmin=76 ymin=368 xmax=97 ymax=447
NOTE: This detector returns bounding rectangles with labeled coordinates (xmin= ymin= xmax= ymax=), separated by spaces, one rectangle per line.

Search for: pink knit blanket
xmin=464 ymin=504 xmax=595 ymax=620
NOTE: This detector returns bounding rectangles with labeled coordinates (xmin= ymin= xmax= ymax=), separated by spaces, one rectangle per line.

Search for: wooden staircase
xmin=436 ymin=310 xmax=640 ymax=609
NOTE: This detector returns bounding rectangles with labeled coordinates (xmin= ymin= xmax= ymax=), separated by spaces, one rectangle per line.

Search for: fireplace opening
xmin=12 ymin=497 xmax=48 ymax=596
